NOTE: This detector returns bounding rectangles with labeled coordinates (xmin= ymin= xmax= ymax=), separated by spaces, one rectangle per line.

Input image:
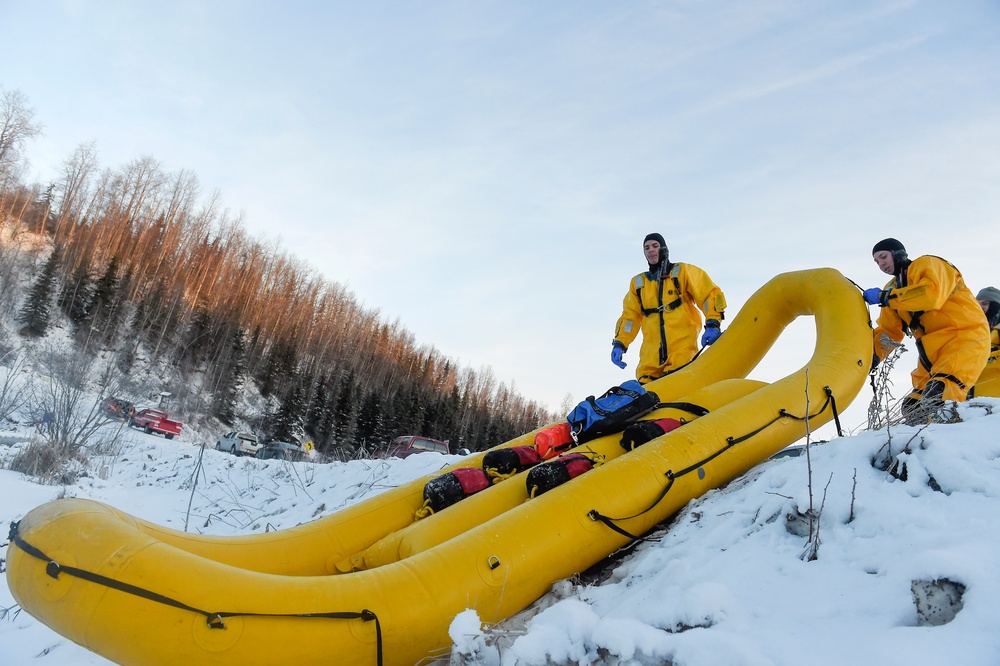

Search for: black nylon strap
xmin=929 ymin=372 xmax=966 ymax=390
xmin=587 ymin=510 xmax=641 ymax=540
xmin=891 ymin=262 xmax=938 ymax=336
xmin=727 ymin=388 xmax=840 ymax=445
xmin=641 ymin=355 xmax=699 ymax=384
xmin=655 ymin=346 xmax=705 ymax=379
xmin=585 ymin=385 xmax=645 ymax=417
xmin=7 ymin=521 xmax=383 ymax=666
xmin=588 ymin=470 xmax=678 ymax=536
xmin=640 ymin=296 xmax=683 ymax=316
xmin=903 ymin=253 xmax=962 ymax=334
xmin=654 ymin=401 xmax=710 ymax=417
xmin=912 ymin=337 xmax=929 ymax=374
xmin=657 ymin=273 xmax=668 ymax=364
xmin=826 ymin=387 xmax=844 ymax=438
xmin=589 ymin=385 xmax=843 ymax=538
xmin=914 ymin=340 xmax=970 ymax=396
xmin=904 ymin=310 xmax=926 ymax=336
xmin=637 ymin=271 xmax=683 ymax=364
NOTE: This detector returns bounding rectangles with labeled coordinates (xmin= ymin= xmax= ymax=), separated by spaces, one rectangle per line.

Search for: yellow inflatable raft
xmin=6 ymin=268 xmax=872 ymax=666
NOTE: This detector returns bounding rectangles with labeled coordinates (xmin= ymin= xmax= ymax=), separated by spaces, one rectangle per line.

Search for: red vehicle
xmin=377 ymin=435 xmax=457 ymax=459
xmin=128 ymin=408 xmax=183 ymax=440
xmin=101 ymin=396 xmax=135 ymax=421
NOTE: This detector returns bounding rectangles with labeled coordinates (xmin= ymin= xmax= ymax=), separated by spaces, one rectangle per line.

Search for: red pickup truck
xmin=128 ymin=408 xmax=183 ymax=440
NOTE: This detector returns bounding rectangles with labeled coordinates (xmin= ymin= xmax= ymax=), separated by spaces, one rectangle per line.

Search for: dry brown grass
xmin=7 ymin=439 xmax=87 ymax=485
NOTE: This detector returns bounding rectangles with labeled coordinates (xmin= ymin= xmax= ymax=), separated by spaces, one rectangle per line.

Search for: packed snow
xmin=3 ymin=397 xmax=1000 ymax=666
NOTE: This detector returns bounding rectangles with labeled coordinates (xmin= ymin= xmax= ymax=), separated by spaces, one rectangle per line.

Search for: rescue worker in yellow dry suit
xmin=611 ymin=233 xmax=727 ymax=384
xmin=971 ymin=286 xmax=1000 ymax=397
xmin=863 ymin=238 xmax=990 ymax=424
xmin=978 ymin=287 xmax=1000 ymax=352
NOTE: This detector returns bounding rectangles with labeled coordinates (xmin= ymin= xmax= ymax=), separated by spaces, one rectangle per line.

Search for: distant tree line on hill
xmin=0 ymin=86 xmax=552 ymax=455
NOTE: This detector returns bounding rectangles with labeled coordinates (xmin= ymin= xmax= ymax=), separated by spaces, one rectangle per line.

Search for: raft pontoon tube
xmin=7 ymin=268 xmax=872 ymax=666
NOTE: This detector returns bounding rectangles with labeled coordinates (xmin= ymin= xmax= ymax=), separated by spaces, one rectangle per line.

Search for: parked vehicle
xmin=770 ymin=445 xmax=804 ymax=459
xmin=101 ymin=396 xmax=135 ymax=420
xmin=127 ymin=409 xmax=183 ymax=440
xmin=215 ymin=431 xmax=261 ymax=456
xmin=256 ymin=441 xmax=307 ymax=462
xmin=376 ymin=435 xmax=454 ymax=459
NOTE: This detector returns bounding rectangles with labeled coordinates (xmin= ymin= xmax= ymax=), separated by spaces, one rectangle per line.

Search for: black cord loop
xmin=8 ymin=520 xmax=384 ymax=665
xmin=589 ymin=384 xmax=843 ymax=540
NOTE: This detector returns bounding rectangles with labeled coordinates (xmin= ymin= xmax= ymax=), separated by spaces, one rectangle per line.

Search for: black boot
xmin=902 ymin=380 xmax=945 ymax=426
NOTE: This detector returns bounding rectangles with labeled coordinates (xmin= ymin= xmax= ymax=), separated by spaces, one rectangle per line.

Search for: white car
xmin=215 ymin=431 xmax=261 ymax=456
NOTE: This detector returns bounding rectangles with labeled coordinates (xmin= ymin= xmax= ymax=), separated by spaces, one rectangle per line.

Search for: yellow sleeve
xmin=680 ymin=264 xmax=726 ymax=321
xmin=613 ymin=274 xmax=644 ymax=349
xmin=884 ymin=256 xmax=958 ymax=313
xmin=872 ymin=306 xmax=905 ymax=361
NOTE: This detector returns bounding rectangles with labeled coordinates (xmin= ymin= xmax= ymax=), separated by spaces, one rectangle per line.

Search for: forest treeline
xmin=0 ymin=87 xmax=553 ymax=455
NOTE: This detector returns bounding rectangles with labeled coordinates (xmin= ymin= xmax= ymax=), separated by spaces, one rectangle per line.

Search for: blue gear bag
xmin=566 ymin=380 xmax=661 ymax=444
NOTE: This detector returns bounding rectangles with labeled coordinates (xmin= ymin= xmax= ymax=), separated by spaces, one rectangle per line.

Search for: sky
xmin=2 ymin=0 xmax=999 ymax=436
xmin=3 ymin=396 xmax=1000 ymax=665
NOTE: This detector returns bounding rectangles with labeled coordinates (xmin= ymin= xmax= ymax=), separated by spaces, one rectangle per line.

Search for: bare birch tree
xmin=0 ymin=87 xmax=43 ymax=186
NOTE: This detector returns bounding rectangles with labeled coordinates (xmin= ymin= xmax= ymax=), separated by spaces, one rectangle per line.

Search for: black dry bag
xmin=482 ymin=445 xmax=542 ymax=479
xmin=422 ymin=467 xmax=491 ymax=513
xmin=525 ymin=453 xmax=594 ymax=497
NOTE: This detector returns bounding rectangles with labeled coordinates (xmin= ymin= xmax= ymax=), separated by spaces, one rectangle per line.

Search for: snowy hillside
xmin=3 ymin=398 xmax=1000 ymax=666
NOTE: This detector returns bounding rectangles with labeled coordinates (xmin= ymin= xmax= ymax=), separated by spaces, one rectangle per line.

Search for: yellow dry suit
xmin=972 ymin=321 xmax=1000 ymax=398
xmin=614 ymin=262 xmax=726 ymax=383
xmin=872 ymin=255 xmax=990 ymax=402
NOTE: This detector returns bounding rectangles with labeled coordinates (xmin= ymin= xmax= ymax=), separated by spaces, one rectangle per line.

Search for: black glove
xmin=870 ymin=353 xmax=881 ymax=373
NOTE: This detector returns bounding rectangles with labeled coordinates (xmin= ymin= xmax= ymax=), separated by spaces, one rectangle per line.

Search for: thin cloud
xmin=696 ymin=36 xmax=928 ymax=116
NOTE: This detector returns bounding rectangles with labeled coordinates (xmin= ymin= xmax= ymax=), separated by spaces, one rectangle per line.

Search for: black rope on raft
xmin=589 ymin=385 xmax=841 ymax=540
xmin=7 ymin=521 xmax=383 ymax=666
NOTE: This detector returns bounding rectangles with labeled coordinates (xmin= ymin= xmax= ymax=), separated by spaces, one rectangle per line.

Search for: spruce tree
xmin=332 ymin=370 xmax=357 ymax=450
xmin=58 ymin=260 xmax=93 ymax=327
xmin=426 ymin=388 xmax=458 ymax=444
xmin=304 ymin=372 xmax=330 ymax=444
xmin=421 ymin=399 xmax=440 ymax=439
xmin=117 ymin=296 xmax=147 ymax=371
xmin=178 ymin=303 xmax=212 ymax=372
xmin=87 ymin=254 xmax=124 ymax=345
xmin=256 ymin=333 xmax=298 ymax=398
xmin=268 ymin=381 xmax=305 ymax=444
xmin=211 ymin=328 xmax=247 ymax=425
xmin=355 ymin=389 xmax=384 ymax=450
xmin=391 ymin=381 xmax=424 ymax=435
xmin=17 ymin=248 xmax=60 ymax=336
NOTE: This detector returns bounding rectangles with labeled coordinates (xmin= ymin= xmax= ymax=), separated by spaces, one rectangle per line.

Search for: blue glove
xmin=701 ymin=319 xmax=722 ymax=347
xmin=863 ymin=288 xmax=888 ymax=306
xmin=611 ymin=343 xmax=627 ymax=369
xmin=870 ymin=353 xmax=880 ymax=373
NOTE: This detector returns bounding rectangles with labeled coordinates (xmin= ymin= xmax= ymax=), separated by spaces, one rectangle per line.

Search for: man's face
xmin=979 ymin=299 xmax=991 ymax=315
xmin=644 ymin=240 xmax=661 ymax=265
xmin=873 ymin=250 xmax=895 ymax=275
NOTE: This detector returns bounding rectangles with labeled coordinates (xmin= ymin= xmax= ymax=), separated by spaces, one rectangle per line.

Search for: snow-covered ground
xmin=3 ymin=399 xmax=1000 ymax=666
